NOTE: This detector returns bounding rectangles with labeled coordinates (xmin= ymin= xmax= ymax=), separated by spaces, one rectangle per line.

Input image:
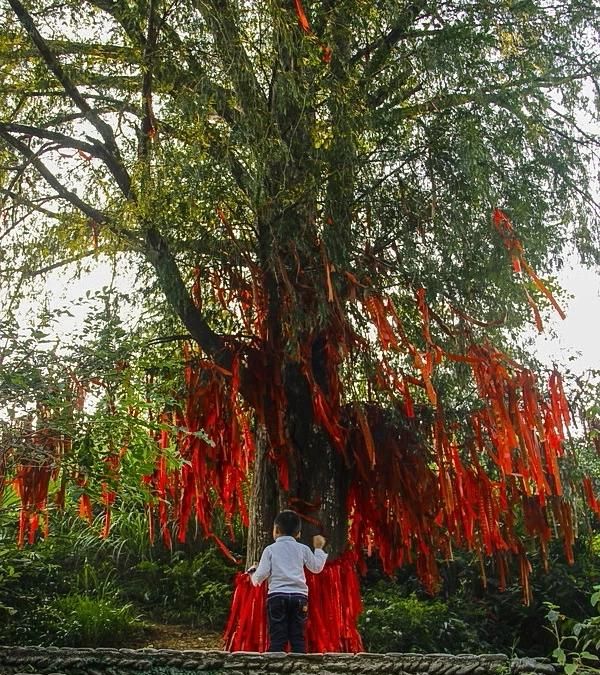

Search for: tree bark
xmin=246 ymin=425 xmax=281 ymax=563
xmin=247 ymin=364 xmax=349 ymax=563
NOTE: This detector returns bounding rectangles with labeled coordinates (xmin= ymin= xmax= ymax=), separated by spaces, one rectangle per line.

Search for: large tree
xmin=1 ymin=0 xmax=599 ymax=651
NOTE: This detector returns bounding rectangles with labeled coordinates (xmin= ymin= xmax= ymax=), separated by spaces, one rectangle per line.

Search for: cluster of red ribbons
xmin=290 ymin=0 xmax=332 ymax=62
xmin=12 ymin=411 xmax=69 ymax=546
xmin=224 ymin=552 xmax=363 ymax=652
xmin=492 ymin=208 xmax=566 ymax=331
xmin=143 ymin=344 xmax=253 ymax=554
xmin=13 ymin=460 xmax=53 ymax=546
xmin=340 ymin=278 xmax=591 ymax=599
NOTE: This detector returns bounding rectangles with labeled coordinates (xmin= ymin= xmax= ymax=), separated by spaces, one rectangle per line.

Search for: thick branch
xmin=0 ymin=39 xmax=138 ymax=64
xmin=8 ymin=0 xmax=132 ymax=197
xmin=85 ymin=0 xmax=146 ymax=45
xmin=0 ymin=122 xmax=103 ymax=157
xmin=359 ymin=1 xmax=430 ymax=78
xmin=0 ymin=130 xmax=108 ymax=225
xmin=139 ymin=0 xmax=159 ymax=157
xmin=393 ymin=70 xmax=600 ymax=120
xmin=352 ymin=21 xmax=434 ymax=68
xmin=142 ymin=227 xmax=263 ymax=413
xmin=143 ymin=226 xmax=228 ymax=363
xmin=0 ymin=83 xmax=140 ymax=100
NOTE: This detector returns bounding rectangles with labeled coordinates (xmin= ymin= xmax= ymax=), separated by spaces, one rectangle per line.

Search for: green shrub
xmin=40 ymin=594 xmax=145 ymax=647
xmin=359 ymin=583 xmax=486 ymax=654
xmin=0 ymin=540 xmax=68 ymax=644
xmin=125 ymin=548 xmax=234 ymax=627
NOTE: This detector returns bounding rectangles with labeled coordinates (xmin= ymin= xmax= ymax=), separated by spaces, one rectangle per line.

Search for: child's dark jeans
xmin=267 ymin=593 xmax=309 ymax=653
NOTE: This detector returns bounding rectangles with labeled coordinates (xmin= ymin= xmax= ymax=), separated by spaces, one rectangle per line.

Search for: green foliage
xmin=359 ymin=583 xmax=488 ymax=654
xmin=126 ymin=549 xmax=234 ymax=628
xmin=358 ymin=532 xmax=600 ymax=656
xmin=546 ymin=586 xmax=600 ymax=675
xmin=39 ymin=594 xmax=144 ymax=647
xmin=0 ymin=500 xmax=236 ymax=645
xmin=477 ymin=544 xmax=600 ymax=655
xmin=1 ymin=0 xmax=598 ymax=352
xmin=0 ymin=522 xmax=142 ymax=645
xmin=0 ymin=536 xmax=67 ymax=643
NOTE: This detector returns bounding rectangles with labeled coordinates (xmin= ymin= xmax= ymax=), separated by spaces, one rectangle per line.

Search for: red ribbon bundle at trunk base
xmin=224 ymin=552 xmax=363 ymax=653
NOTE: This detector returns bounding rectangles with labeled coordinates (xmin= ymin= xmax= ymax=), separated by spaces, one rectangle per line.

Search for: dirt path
xmin=132 ymin=623 xmax=224 ymax=651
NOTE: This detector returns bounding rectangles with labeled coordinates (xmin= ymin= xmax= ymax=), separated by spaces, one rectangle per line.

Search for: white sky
xmin=530 ymin=262 xmax=600 ymax=373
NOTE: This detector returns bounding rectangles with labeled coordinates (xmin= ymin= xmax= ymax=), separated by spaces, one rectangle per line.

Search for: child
xmin=248 ymin=509 xmax=327 ymax=653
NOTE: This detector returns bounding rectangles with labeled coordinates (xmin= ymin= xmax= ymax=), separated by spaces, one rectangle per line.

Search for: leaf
xmin=580 ymin=652 xmax=599 ymax=662
xmin=553 ymin=647 xmax=567 ymax=665
xmin=548 ymin=609 xmax=561 ymax=623
xmin=564 ymin=664 xmax=578 ymax=675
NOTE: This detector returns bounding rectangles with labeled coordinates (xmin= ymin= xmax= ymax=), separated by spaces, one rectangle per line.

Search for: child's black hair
xmin=274 ymin=510 xmax=301 ymax=536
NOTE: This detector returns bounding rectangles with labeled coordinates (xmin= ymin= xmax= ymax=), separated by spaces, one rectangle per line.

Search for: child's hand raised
xmin=313 ymin=535 xmax=326 ymax=549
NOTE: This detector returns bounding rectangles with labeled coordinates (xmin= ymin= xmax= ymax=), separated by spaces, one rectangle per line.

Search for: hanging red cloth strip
xmin=224 ymin=572 xmax=268 ymax=652
xmin=305 ymin=552 xmax=363 ymax=652
xmin=224 ymin=552 xmax=363 ymax=652
xmin=292 ymin=0 xmax=310 ymax=32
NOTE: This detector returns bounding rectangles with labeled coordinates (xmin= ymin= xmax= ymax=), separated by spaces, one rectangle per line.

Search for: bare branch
xmin=0 ymin=189 xmax=61 ymax=220
xmin=0 ymin=122 xmax=105 ymax=158
xmin=24 ymin=249 xmax=107 ymax=277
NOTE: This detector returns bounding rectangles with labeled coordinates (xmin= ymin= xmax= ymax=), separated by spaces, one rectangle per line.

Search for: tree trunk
xmin=247 ymin=364 xmax=349 ymax=562
xmin=246 ymin=425 xmax=281 ymax=563
xmin=292 ymin=423 xmax=349 ymax=557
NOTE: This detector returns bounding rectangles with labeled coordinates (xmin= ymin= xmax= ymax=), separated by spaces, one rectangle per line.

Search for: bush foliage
xmin=0 ymin=506 xmax=237 ymax=645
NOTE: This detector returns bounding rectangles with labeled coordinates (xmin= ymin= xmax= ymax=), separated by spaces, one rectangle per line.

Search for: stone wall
xmin=0 ymin=647 xmax=555 ymax=675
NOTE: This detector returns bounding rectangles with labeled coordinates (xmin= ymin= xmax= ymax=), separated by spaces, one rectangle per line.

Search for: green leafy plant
xmin=40 ymin=594 xmax=145 ymax=647
xmin=546 ymin=586 xmax=600 ymax=675
xmin=127 ymin=548 xmax=234 ymax=627
xmin=359 ymin=583 xmax=487 ymax=654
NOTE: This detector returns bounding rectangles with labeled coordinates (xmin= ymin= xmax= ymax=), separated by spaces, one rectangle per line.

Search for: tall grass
xmin=43 ymin=595 xmax=144 ymax=646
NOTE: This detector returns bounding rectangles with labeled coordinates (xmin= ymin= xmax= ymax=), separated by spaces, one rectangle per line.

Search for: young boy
xmin=248 ymin=509 xmax=327 ymax=653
